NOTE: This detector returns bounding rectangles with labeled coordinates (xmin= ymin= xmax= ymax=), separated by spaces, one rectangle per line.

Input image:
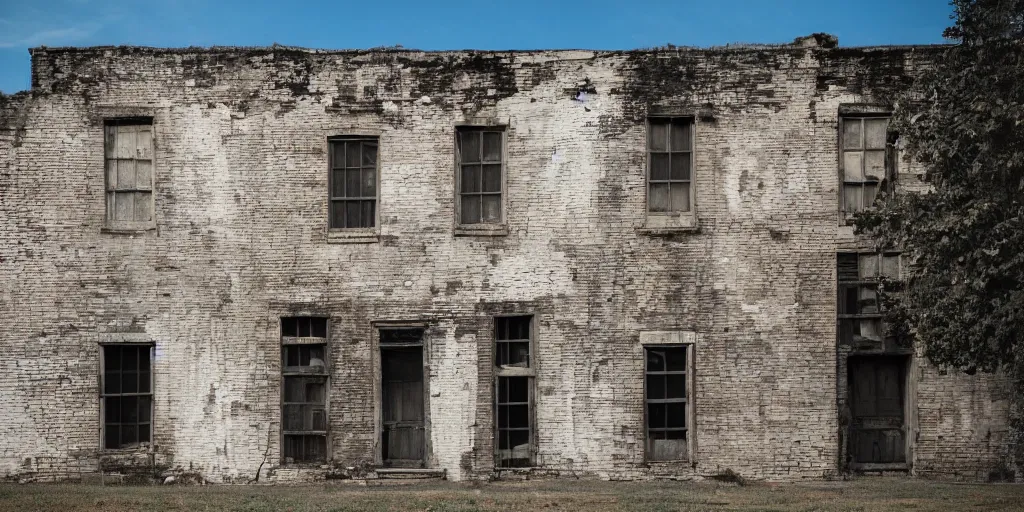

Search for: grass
xmin=0 ymin=477 xmax=1022 ymax=511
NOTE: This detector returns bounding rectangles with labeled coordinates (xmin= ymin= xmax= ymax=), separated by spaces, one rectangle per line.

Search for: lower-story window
xmin=281 ymin=317 xmax=329 ymax=464
xmin=644 ymin=345 xmax=691 ymax=461
xmin=495 ymin=315 xmax=535 ymax=468
xmin=102 ymin=344 xmax=153 ymax=449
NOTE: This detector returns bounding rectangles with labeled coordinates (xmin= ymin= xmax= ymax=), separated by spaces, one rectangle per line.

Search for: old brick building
xmin=0 ymin=35 xmax=1012 ymax=483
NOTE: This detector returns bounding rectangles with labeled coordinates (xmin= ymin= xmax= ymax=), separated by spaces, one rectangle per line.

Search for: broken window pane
xmin=843 ymin=185 xmax=863 ymax=213
xmin=496 ymin=376 xmax=533 ymax=468
xmin=645 ymin=346 xmax=689 ymax=461
xmin=864 ymin=150 xmax=886 ymax=181
xmin=281 ymin=320 xmax=329 ymax=464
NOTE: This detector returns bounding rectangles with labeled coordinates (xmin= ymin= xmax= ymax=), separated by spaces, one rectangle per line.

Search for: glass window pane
xmin=482 ymin=195 xmax=501 ymax=223
xmin=121 ymin=396 xmax=139 ymax=423
xmin=504 ymin=377 xmax=529 ymax=403
xmin=461 ymin=195 xmax=480 ymax=224
xmin=665 ymin=348 xmax=687 ymax=371
xmin=121 ymin=424 xmax=138 ymax=445
xmin=330 ymin=201 xmax=345 ymax=229
xmin=139 ymin=397 xmax=151 ymax=423
xmin=104 ymin=346 xmax=121 ymax=371
xmin=105 ymin=426 xmax=120 ymax=449
xmin=648 ymin=403 xmax=666 ymax=429
xmin=461 ymin=165 xmax=481 ymax=193
xmin=117 ymin=160 xmax=135 ymax=189
xmin=671 ymin=120 xmax=691 ymax=151
xmin=646 ymin=350 xmax=665 ymax=372
xmin=362 ymin=142 xmax=377 ymax=166
xmin=138 ymin=424 xmax=150 ymax=443
xmin=139 ymin=371 xmax=150 ymax=393
xmin=649 ymin=184 xmax=670 ymax=212
xmin=332 ymin=142 xmax=345 ymax=169
xmin=284 ymin=377 xmax=304 ymax=403
xmin=105 ymin=372 xmax=120 ymax=394
xmin=105 ymin=397 xmax=120 ymax=423
xmin=649 ymin=121 xmax=668 ymax=151
xmin=864 ymin=150 xmax=886 ymax=181
xmin=506 ymin=404 xmax=530 ymax=428
xmin=646 ymin=375 xmax=665 ymax=399
xmin=331 ymin=170 xmax=345 ymax=198
xmin=346 ymin=141 xmax=361 ymax=167
xmin=650 ymin=153 xmax=669 ymax=181
xmin=483 ymin=132 xmax=502 ymax=162
xmin=667 ymin=403 xmax=686 ymax=428
xmin=482 ymin=164 xmax=501 ymax=193
xmin=346 ymin=169 xmax=361 ymax=198
xmin=667 ymin=374 xmax=686 ymax=399
xmin=865 ymin=118 xmax=888 ymax=149
xmin=361 ymin=201 xmax=375 ymax=228
xmin=843 ymin=152 xmax=864 ymax=182
xmin=282 ymin=318 xmax=298 ymax=337
xmin=670 ymin=154 xmax=690 ymax=181
xmin=361 ymin=168 xmax=376 ymax=197
xmin=671 ymin=183 xmax=691 ymax=212
xmin=460 ymin=131 xmax=480 ymax=163
xmin=122 ymin=371 xmax=138 ymax=393
xmin=843 ymin=119 xmax=862 ymax=150
xmin=123 ymin=350 xmax=139 ymax=371
xmin=346 ymin=201 xmax=361 ymax=229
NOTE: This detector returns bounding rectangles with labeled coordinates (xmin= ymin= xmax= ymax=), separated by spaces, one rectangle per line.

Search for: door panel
xmin=849 ymin=357 xmax=907 ymax=465
xmin=381 ymin=346 xmax=425 ymax=466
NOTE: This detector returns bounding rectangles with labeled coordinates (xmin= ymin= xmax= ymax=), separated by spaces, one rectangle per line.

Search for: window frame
xmin=455 ymin=125 xmax=507 ymax=234
xmin=642 ymin=116 xmax=698 ymax=232
xmin=493 ymin=314 xmax=536 ymax=469
xmin=99 ymin=343 xmax=155 ymax=452
xmin=103 ymin=117 xmax=156 ymax=232
xmin=839 ymin=114 xmax=894 ymax=221
xmin=280 ymin=316 xmax=330 ymax=465
xmin=837 ymin=252 xmax=902 ymax=348
xmin=327 ymin=136 xmax=380 ymax=241
xmin=642 ymin=343 xmax=695 ymax=463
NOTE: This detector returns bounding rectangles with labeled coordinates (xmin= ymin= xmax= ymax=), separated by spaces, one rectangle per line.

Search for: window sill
xmin=638 ymin=213 xmax=699 ymax=235
xmin=102 ymin=222 xmax=156 ymax=234
xmin=454 ymin=224 xmax=508 ymax=237
xmin=327 ymin=229 xmax=379 ymax=244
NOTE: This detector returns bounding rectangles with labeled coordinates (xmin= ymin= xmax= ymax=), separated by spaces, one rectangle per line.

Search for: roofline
xmin=28 ymin=42 xmax=951 ymax=56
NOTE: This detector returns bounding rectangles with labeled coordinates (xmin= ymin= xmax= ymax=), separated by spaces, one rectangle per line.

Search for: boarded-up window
xmin=102 ymin=344 xmax=153 ymax=449
xmin=104 ymin=119 xmax=154 ymax=225
xmin=838 ymin=253 xmax=901 ymax=347
xmin=281 ymin=317 xmax=328 ymax=463
xmin=647 ymin=117 xmax=693 ymax=213
xmin=329 ymin=138 xmax=378 ymax=229
xmin=494 ymin=315 xmax=534 ymax=468
xmin=645 ymin=346 xmax=689 ymax=461
xmin=457 ymin=127 xmax=504 ymax=225
xmin=841 ymin=116 xmax=890 ymax=216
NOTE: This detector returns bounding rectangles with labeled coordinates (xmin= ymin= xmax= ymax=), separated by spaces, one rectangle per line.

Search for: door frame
xmin=372 ymin=321 xmax=431 ymax=468
xmin=846 ymin=353 xmax=914 ymax=471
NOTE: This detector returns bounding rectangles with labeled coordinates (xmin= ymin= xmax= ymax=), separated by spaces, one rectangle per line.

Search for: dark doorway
xmin=848 ymin=356 xmax=908 ymax=466
xmin=380 ymin=329 xmax=425 ymax=467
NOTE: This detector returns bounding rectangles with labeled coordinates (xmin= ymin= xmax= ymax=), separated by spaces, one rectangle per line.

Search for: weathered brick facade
xmin=0 ymin=35 xmax=1011 ymax=483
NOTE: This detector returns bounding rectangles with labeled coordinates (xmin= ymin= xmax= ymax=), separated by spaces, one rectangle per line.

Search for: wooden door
xmin=849 ymin=356 xmax=907 ymax=465
xmin=381 ymin=347 xmax=424 ymax=466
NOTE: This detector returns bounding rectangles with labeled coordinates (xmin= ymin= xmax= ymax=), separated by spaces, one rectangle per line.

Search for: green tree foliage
xmin=856 ymin=0 xmax=1024 ymax=377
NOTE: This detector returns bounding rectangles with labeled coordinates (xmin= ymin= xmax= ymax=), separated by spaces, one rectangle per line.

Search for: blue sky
xmin=0 ymin=0 xmax=953 ymax=94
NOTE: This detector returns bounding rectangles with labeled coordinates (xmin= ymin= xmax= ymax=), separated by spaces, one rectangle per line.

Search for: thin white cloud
xmin=0 ymin=24 xmax=100 ymax=48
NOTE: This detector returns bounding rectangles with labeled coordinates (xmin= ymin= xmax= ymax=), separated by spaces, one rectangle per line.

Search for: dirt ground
xmin=0 ymin=477 xmax=1022 ymax=511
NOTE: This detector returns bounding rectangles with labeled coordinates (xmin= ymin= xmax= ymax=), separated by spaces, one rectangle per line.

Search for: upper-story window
xmin=647 ymin=117 xmax=693 ymax=214
xmin=456 ymin=127 xmax=504 ymax=225
xmin=329 ymin=137 xmax=378 ymax=229
xmin=840 ymin=116 xmax=891 ymax=217
xmin=104 ymin=119 xmax=154 ymax=229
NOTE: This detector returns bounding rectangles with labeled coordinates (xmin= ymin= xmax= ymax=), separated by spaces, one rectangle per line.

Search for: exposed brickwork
xmin=0 ymin=39 xmax=1010 ymax=483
